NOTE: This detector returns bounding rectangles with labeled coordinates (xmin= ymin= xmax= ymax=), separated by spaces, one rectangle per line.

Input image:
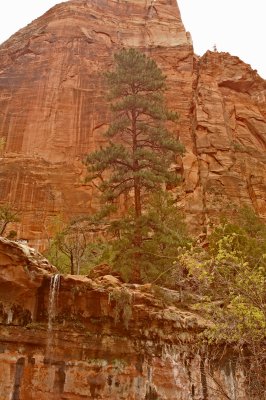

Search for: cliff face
xmin=191 ymin=51 xmax=266 ymax=232
xmin=0 ymin=238 xmax=248 ymax=399
xmin=0 ymin=0 xmax=265 ymax=247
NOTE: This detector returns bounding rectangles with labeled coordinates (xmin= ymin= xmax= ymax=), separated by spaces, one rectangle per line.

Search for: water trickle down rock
xmin=46 ymin=274 xmax=60 ymax=361
xmin=0 ymin=239 xmax=252 ymax=399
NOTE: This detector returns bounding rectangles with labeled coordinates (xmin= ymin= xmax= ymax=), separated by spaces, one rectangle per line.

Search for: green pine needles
xmin=86 ymin=48 xmax=184 ymax=220
xmin=85 ymin=48 xmax=185 ymax=282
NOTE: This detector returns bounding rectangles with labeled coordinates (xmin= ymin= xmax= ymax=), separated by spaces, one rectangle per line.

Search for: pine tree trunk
xmin=132 ymin=109 xmax=141 ymax=282
xmin=132 ymin=109 xmax=142 ymax=220
xmin=70 ymin=253 xmax=75 ymax=275
xmin=0 ymin=222 xmax=8 ymax=236
xmin=77 ymin=260 xmax=80 ymax=275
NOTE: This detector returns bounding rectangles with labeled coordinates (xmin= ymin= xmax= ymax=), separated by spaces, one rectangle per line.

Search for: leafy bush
xmin=177 ymin=207 xmax=266 ymax=398
xmin=0 ymin=203 xmax=19 ymax=236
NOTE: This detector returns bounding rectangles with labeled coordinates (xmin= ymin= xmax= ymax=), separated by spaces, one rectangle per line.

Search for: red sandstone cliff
xmin=0 ymin=0 xmax=265 ymax=248
xmin=0 ymin=238 xmax=249 ymax=399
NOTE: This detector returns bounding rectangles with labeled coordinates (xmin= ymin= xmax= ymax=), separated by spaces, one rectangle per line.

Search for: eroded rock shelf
xmin=0 ymin=238 xmax=247 ymax=399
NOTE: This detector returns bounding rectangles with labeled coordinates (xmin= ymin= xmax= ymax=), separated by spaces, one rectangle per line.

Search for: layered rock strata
xmin=0 ymin=0 xmax=265 ymax=247
xmin=190 ymin=51 xmax=266 ymax=232
xmin=0 ymin=238 xmax=248 ymax=399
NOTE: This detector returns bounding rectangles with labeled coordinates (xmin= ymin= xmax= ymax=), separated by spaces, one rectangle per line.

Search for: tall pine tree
xmin=86 ymin=49 xmax=184 ymax=281
xmin=86 ymin=48 xmax=184 ymax=218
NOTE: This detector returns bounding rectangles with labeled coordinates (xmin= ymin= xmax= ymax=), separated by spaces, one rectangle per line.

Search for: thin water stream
xmin=46 ymin=274 xmax=60 ymax=361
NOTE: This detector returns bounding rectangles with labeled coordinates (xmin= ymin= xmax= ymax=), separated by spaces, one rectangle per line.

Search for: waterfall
xmin=48 ymin=274 xmax=60 ymax=330
xmin=7 ymin=309 xmax=13 ymax=324
xmin=46 ymin=274 xmax=60 ymax=361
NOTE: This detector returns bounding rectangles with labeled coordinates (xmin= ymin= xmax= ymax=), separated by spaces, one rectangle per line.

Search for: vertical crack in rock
xmin=145 ymin=385 xmax=159 ymax=400
xmin=185 ymin=358 xmax=195 ymax=400
xmin=190 ymin=56 xmax=207 ymax=230
xmin=12 ymin=357 xmax=25 ymax=400
xmin=53 ymin=362 xmax=66 ymax=394
xmin=200 ymin=358 xmax=209 ymax=400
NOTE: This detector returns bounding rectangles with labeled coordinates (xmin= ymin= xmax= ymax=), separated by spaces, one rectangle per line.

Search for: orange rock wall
xmin=191 ymin=51 xmax=266 ymax=232
xmin=0 ymin=0 xmax=265 ymax=247
xmin=0 ymin=238 xmax=248 ymax=400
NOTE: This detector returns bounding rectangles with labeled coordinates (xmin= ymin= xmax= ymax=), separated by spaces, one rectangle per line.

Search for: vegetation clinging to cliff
xmin=0 ymin=203 xmax=19 ymax=238
xmin=195 ymin=207 xmax=266 ymax=399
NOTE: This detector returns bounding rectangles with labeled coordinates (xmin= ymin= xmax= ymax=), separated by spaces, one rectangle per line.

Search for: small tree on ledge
xmin=85 ymin=48 xmax=184 ymax=280
xmin=0 ymin=204 xmax=19 ymax=237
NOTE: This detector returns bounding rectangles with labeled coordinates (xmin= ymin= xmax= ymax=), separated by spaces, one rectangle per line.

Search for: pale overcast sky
xmin=0 ymin=0 xmax=265 ymax=78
